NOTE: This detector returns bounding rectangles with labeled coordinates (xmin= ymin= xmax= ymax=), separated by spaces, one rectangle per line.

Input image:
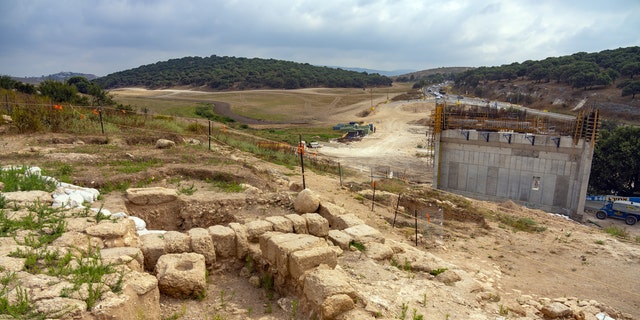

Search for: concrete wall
xmin=433 ymin=130 xmax=594 ymax=217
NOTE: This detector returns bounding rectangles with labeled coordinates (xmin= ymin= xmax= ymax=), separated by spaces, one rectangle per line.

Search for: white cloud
xmin=0 ymin=0 xmax=638 ymax=77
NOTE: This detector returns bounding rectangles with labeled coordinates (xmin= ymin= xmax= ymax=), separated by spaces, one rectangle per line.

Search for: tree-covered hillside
xmin=454 ymin=46 xmax=640 ymax=97
xmin=93 ymin=55 xmax=392 ymax=90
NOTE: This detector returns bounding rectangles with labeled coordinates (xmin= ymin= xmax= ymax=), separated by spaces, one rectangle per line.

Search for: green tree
xmin=589 ymin=124 xmax=640 ymax=195
xmin=38 ymin=80 xmax=78 ymax=103
xmin=0 ymin=75 xmax=17 ymax=89
xmin=621 ymin=80 xmax=640 ymax=99
xmin=621 ymin=62 xmax=640 ymax=79
xmin=66 ymin=76 xmax=92 ymax=94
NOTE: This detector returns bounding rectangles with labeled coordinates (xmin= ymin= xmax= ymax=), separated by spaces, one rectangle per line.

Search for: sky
xmin=1 ymin=0 xmax=639 ymax=77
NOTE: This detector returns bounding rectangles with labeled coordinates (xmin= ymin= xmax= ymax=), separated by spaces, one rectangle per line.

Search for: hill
xmin=92 ymin=55 xmax=392 ymax=90
xmin=451 ymin=47 xmax=640 ymax=122
xmin=11 ymin=71 xmax=98 ymax=84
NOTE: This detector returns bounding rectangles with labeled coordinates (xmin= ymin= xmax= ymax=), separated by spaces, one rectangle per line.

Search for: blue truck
xmin=595 ymin=196 xmax=640 ymax=225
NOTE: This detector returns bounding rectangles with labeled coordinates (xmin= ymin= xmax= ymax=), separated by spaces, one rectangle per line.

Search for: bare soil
xmin=1 ymin=88 xmax=639 ymax=319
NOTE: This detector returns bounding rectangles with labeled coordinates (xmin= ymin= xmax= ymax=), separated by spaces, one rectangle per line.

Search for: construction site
xmin=429 ymin=102 xmax=599 ymax=219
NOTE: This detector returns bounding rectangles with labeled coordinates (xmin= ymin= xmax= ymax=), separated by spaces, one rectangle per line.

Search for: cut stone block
xmin=265 ymin=216 xmax=294 ymax=233
xmin=163 ymin=231 xmax=191 ymax=253
xmin=318 ymin=202 xmax=346 ymax=228
xmin=332 ymin=213 xmax=364 ymax=230
xmin=302 ymin=213 xmax=329 ymax=237
xmin=228 ymin=222 xmax=249 ymax=259
xmin=343 ymin=224 xmax=384 ymax=244
xmin=328 ymin=230 xmax=352 ymax=250
xmin=285 ymin=214 xmax=308 ymax=234
xmin=188 ymin=228 xmax=216 ymax=266
xmin=246 ymin=220 xmax=274 ymax=242
xmin=208 ymin=225 xmax=236 ymax=258
xmin=289 ymin=246 xmax=337 ymax=280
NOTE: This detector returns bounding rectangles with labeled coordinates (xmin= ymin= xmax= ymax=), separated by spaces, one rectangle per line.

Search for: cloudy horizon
xmin=1 ymin=0 xmax=639 ymax=78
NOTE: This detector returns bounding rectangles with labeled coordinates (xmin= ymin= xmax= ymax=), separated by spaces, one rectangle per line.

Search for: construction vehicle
xmin=596 ymin=197 xmax=640 ymax=225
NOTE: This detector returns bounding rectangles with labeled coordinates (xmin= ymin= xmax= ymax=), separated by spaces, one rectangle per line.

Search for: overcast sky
xmin=1 ymin=0 xmax=639 ymax=77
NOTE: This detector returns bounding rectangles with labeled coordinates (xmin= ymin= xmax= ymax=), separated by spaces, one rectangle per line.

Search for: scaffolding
xmin=430 ymin=102 xmax=600 ymax=146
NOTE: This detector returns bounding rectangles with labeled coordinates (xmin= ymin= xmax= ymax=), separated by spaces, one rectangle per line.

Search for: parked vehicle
xmin=596 ymin=199 xmax=640 ymax=225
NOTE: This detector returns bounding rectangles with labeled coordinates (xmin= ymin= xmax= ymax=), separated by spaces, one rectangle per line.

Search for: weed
xmin=261 ymin=274 xmax=275 ymax=300
xmin=162 ymin=304 xmax=186 ymax=320
xmin=422 ymin=293 xmax=427 ymax=306
xmin=0 ymin=194 xmax=6 ymax=209
xmin=264 ymin=301 xmax=272 ymax=314
xmin=291 ymin=299 xmax=298 ymax=319
xmin=349 ymin=240 xmax=366 ymax=252
xmin=499 ymin=304 xmax=509 ymax=316
xmin=219 ymin=290 xmax=226 ymax=308
xmin=0 ymin=165 xmax=56 ymax=192
xmin=496 ymin=214 xmax=546 ymax=233
xmin=594 ymin=239 xmax=605 ymax=245
xmin=429 ymin=268 xmax=448 ymax=276
xmin=399 ymin=302 xmax=408 ymax=320
xmin=245 ymin=255 xmax=254 ymax=273
xmin=603 ymin=225 xmax=629 ymax=239
xmin=99 ymin=180 xmax=131 ymax=194
xmin=179 ymin=183 xmax=197 ymax=195
xmin=636 ymin=236 xmax=640 ymax=243
xmin=412 ymin=308 xmax=424 ymax=320
xmin=110 ymin=158 xmax=162 ymax=174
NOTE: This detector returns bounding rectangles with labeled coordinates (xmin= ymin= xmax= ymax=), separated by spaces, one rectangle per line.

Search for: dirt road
xmin=319 ymin=99 xmax=435 ymax=182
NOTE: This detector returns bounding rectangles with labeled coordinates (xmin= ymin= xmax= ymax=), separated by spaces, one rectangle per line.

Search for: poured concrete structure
xmin=433 ymin=129 xmax=594 ymax=218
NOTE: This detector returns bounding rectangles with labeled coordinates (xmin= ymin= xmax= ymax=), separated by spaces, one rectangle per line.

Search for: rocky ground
xmin=1 ymin=92 xmax=639 ymax=320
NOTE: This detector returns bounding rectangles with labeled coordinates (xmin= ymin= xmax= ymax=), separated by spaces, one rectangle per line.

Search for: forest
xmin=453 ymin=46 xmax=640 ymax=98
xmin=92 ymin=55 xmax=393 ymax=90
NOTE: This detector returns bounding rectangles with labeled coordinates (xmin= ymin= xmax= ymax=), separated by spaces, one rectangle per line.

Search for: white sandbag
xmin=137 ymin=229 xmax=166 ymax=236
xmin=128 ymin=216 xmax=147 ymax=231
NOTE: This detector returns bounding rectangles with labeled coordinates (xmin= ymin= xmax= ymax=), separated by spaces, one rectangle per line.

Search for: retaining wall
xmin=433 ymin=130 xmax=594 ymax=218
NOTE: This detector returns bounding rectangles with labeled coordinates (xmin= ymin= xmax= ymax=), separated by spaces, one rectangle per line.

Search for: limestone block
xmin=303 ymin=266 xmax=356 ymax=312
xmin=228 ymin=222 xmax=249 ymax=259
xmin=141 ymin=233 xmax=165 ymax=272
xmin=100 ymin=247 xmax=145 ymax=272
xmin=434 ymin=270 xmax=462 ymax=285
xmin=125 ymin=187 xmax=178 ymax=205
xmin=155 ymin=139 xmax=176 ymax=149
xmin=188 ymin=228 xmax=216 ymax=266
xmin=208 ymin=225 xmax=236 ymax=258
xmin=322 ymin=294 xmax=355 ymax=320
xmin=289 ymin=246 xmax=337 ymax=280
xmin=34 ymin=297 xmax=86 ymax=319
xmin=0 ymin=256 xmax=25 ymax=272
xmin=92 ymin=271 xmax=160 ymax=320
xmin=163 ymin=231 xmax=191 ymax=253
xmin=85 ymin=218 xmax=141 ymax=248
xmin=64 ymin=217 xmax=97 ymax=233
xmin=246 ymin=219 xmax=273 ymax=242
xmin=265 ymin=216 xmax=294 ymax=233
xmin=364 ymin=242 xmax=394 ymax=261
xmin=294 ymin=189 xmax=320 ymax=213
xmin=260 ymin=233 xmax=326 ymax=277
xmin=51 ymin=231 xmax=104 ymax=253
xmin=541 ymin=302 xmax=572 ymax=318
xmin=303 ymin=213 xmax=329 ymax=237
xmin=2 ymin=191 xmax=52 ymax=205
xmin=342 ymin=224 xmax=384 ymax=244
xmin=328 ymin=230 xmax=352 ymax=250
xmin=155 ymin=253 xmax=206 ymax=299
xmin=318 ymin=202 xmax=346 ymax=228
xmin=332 ymin=213 xmax=364 ymax=230
xmin=285 ymin=214 xmax=308 ymax=234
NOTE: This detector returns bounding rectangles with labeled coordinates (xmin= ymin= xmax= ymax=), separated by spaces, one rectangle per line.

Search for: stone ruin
xmin=0 ymin=169 xmax=633 ymax=319
xmin=0 ymin=182 xmax=394 ymax=319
